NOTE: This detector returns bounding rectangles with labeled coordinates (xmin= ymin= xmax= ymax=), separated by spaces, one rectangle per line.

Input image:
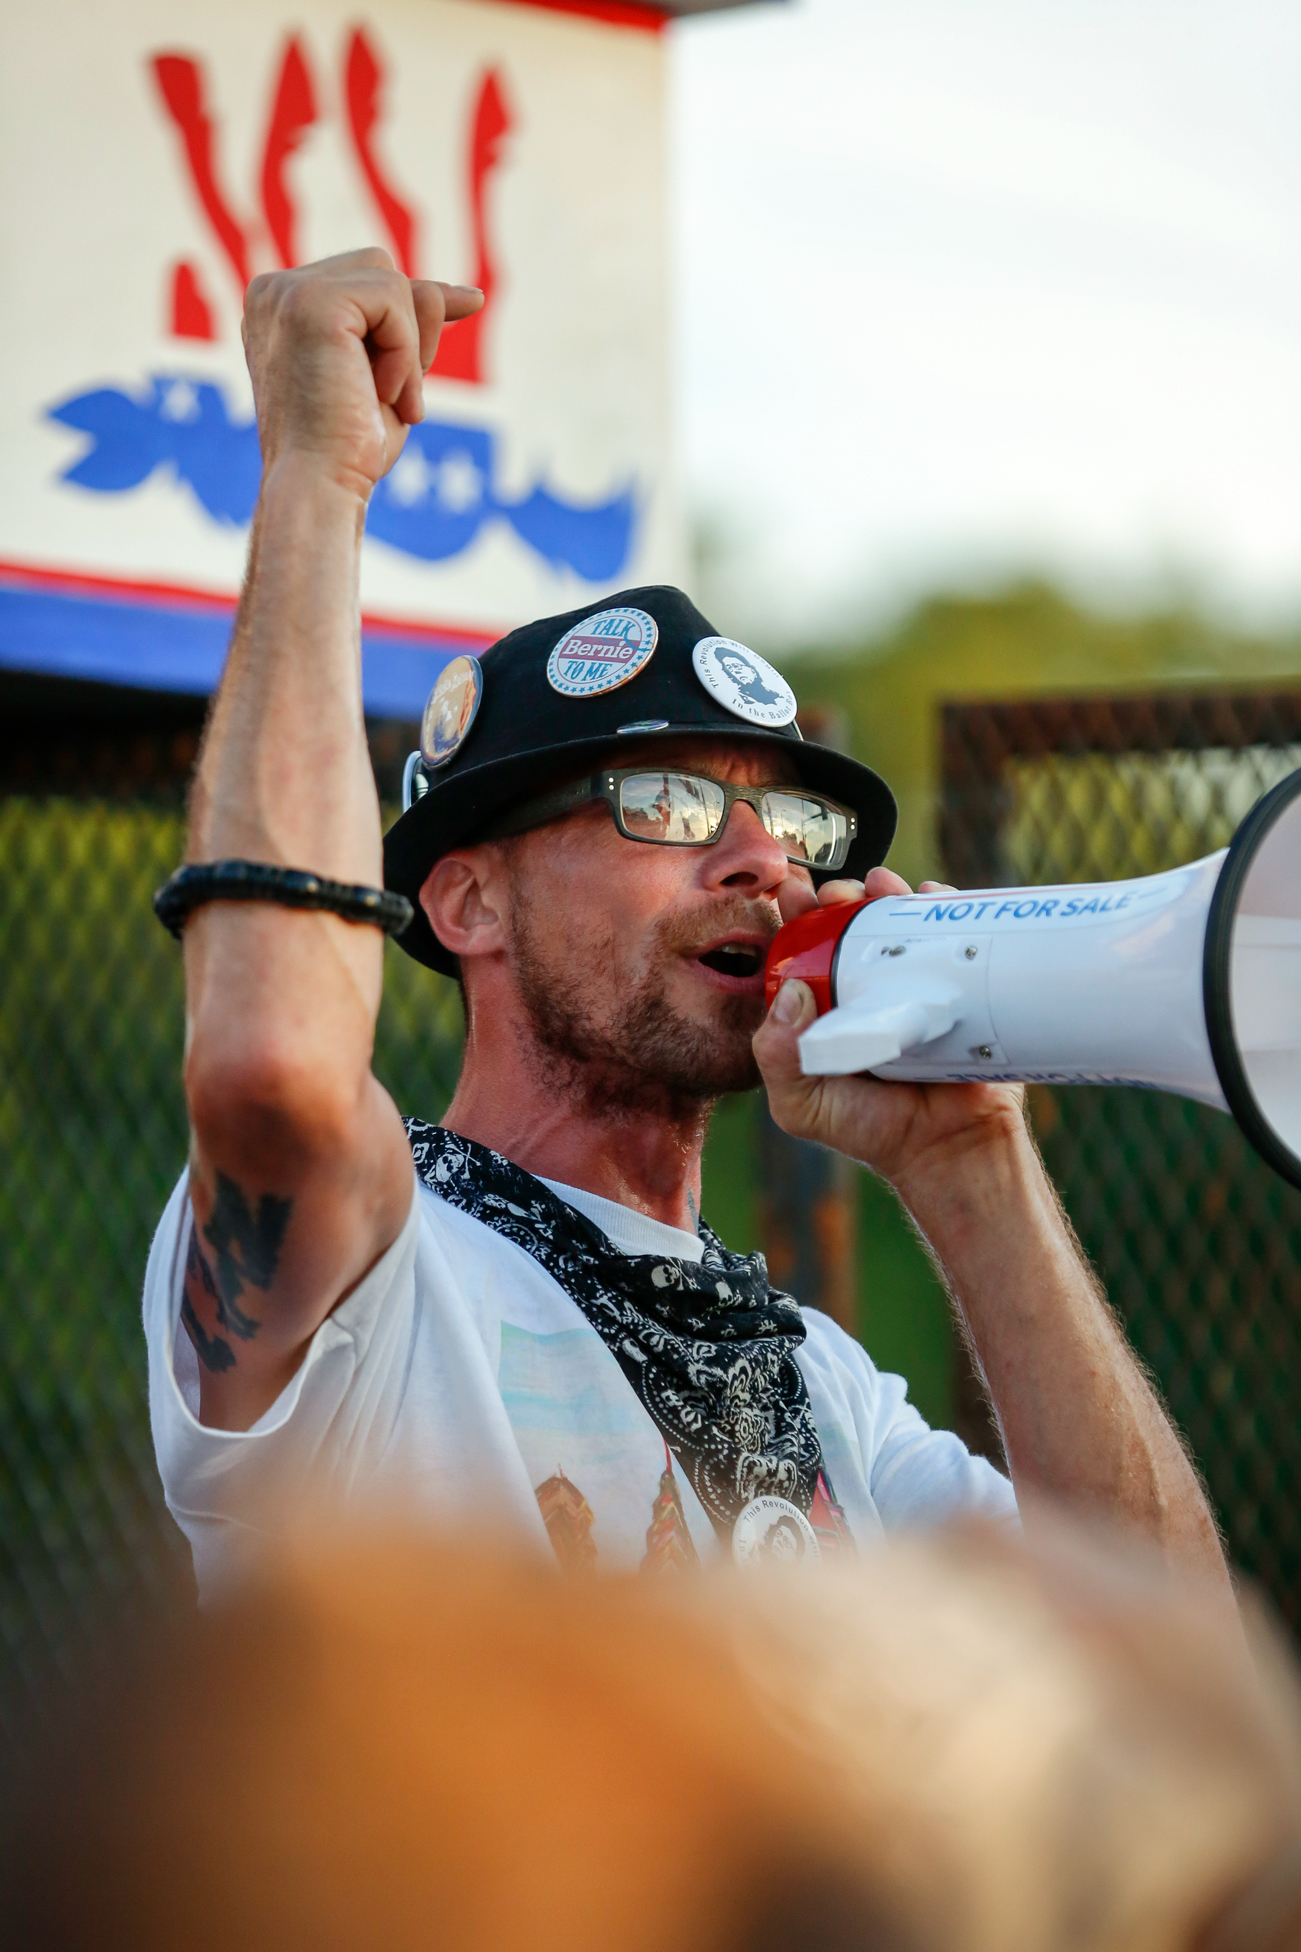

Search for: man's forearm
xmin=190 ymin=457 xmax=377 ymax=883
xmin=892 ymin=1117 xmax=1232 ymax=1595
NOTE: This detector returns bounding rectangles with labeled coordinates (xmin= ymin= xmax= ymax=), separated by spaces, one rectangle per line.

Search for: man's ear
xmin=419 ymin=848 xmax=509 ymax=963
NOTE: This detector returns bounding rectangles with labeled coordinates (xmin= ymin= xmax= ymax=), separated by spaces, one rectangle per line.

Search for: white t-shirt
xmin=144 ymin=1166 xmax=1017 ymax=1595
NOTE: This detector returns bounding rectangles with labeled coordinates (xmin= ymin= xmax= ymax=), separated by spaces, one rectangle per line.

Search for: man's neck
xmin=440 ymin=1041 xmax=710 ymax=1232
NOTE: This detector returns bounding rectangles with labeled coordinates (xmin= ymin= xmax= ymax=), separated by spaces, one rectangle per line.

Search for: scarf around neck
xmin=405 ymin=1121 xmax=823 ymax=1534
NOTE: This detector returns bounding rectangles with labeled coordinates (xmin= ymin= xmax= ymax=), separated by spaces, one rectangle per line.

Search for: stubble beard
xmin=507 ymin=884 xmax=767 ymax=1126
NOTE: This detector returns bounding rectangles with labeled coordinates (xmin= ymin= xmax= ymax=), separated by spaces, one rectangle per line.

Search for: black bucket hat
xmin=383 ymin=585 xmax=896 ymax=975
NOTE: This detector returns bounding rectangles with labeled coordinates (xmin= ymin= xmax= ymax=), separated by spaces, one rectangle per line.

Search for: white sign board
xmin=0 ymin=0 xmax=681 ymax=714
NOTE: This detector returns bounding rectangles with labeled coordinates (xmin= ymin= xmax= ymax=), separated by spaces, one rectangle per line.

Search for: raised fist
xmin=241 ymin=248 xmax=483 ymax=500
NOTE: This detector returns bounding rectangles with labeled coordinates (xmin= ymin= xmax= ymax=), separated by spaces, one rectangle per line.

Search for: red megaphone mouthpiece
xmin=763 ymin=897 xmax=875 ymax=1017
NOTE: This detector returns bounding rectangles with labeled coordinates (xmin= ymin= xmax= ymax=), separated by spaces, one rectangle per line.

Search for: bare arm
xmin=180 ymin=250 xmax=482 ymax=1431
xmin=753 ymin=871 xmax=1232 ymax=1604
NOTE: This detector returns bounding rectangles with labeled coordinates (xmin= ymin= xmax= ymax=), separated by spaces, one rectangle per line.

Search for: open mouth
xmin=696 ymin=942 xmax=765 ymax=980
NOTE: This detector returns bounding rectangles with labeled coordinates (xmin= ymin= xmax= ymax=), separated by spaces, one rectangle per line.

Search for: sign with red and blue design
xmin=0 ymin=1 xmax=681 ymax=715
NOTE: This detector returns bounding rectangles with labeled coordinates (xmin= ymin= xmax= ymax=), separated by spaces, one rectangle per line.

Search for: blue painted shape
xmin=367 ymin=421 xmax=495 ymax=562
xmin=49 ymin=386 xmax=173 ymax=493
xmin=48 ymin=377 xmax=261 ymax=527
xmin=0 ymin=576 xmax=459 ymax=719
xmin=44 ymin=374 xmax=638 ymax=582
xmin=501 ymin=482 xmax=635 ymax=582
xmin=165 ymin=382 xmax=262 ymax=527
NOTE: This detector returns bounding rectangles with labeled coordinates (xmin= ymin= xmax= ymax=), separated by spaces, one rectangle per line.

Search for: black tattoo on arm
xmin=179 ymin=1174 xmax=294 ymax=1374
xmin=181 ymin=1293 xmax=236 ymax=1373
xmin=201 ymin=1171 xmax=294 ymax=1341
xmin=181 ymin=1228 xmax=235 ymax=1374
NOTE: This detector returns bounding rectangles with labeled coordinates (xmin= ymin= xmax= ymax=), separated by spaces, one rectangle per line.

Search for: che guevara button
xmin=547 ymin=607 xmax=658 ymax=698
xmin=731 ymin=1495 xmax=821 ymax=1568
xmin=420 ymin=654 xmax=484 ymax=769
xmin=692 ymin=636 xmax=798 ymax=729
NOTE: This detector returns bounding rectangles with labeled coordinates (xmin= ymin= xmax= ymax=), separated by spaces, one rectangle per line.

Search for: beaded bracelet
xmin=153 ymin=860 xmax=414 ymax=941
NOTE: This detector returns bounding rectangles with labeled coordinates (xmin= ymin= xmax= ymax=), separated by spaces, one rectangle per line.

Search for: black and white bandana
xmin=405 ymin=1121 xmax=823 ymax=1534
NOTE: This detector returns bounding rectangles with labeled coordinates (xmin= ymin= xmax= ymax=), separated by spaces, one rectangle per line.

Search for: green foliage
xmin=791 ymin=582 xmax=1301 ymax=884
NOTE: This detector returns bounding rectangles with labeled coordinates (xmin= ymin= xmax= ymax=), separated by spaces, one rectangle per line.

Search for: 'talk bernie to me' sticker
xmin=546 ymin=607 xmax=658 ymax=698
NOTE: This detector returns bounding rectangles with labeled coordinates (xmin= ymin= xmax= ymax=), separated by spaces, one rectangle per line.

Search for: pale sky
xmin=669 ymin=0 xmax=1301 ymax=647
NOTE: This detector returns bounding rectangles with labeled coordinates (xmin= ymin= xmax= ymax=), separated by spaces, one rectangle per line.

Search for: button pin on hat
xmin=421 ymin=655 xmax=485 ymax=769
xmin=547 ymin=608 xmax=659 ymax=698
xmin=692 ymin=637 xmax=798 ymax=729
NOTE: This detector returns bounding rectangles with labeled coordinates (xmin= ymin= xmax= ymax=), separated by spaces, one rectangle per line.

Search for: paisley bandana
xmin=406 ymin=1122 xmax=823 ymax=1533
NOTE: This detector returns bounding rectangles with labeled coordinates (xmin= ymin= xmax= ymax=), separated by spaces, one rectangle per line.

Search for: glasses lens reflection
xmin=761 ymin=791 xmax=846 ymax=867
xmin=620 ymin=773 xmax=726 ymax=844
xmin=618 ymin=773 xmax=847 ymax=865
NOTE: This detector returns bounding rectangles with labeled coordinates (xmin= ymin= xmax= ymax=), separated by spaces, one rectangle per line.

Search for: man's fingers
xmin=314 ymin=245 xmax=397 ymax=275
xmin=918 ymin=880 xmax=956 ymax=894
xmin=862 ymin=865 xmax=914 ymax=899
xmin=417 ymin=281 xmax=484 ymax=382
xmin=775 ymin=875 xmax=819 ymax=926
xmin=816 ymin=878 xmax=866 ymax=908
xmin=752 ymin=979 xmax=819 ymax=1131
xmin=353 ymin=280 xmax=420 ymax=423
xmin=770 ymin=979 xmax=814 ymax=1032
xmin=360 ymin=276 xmax=484 ymax=424
xmin=411 ymin=280 xmax=483 ymax=377
xmin=441 ymin=283 xmax=486 ymax=320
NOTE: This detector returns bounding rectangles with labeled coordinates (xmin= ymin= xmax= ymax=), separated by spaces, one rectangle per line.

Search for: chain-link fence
xmin=0 ymin=699 xmax=465 ymax=1737
xmin=941 ymin=691 xmax=1301 ymax=1626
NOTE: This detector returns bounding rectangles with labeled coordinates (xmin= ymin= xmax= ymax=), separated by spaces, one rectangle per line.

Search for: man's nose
xmin=703 ymin=798 xmax=790 ymax=893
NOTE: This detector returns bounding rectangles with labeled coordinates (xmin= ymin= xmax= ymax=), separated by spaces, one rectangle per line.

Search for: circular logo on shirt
xmin=731 ymin=1496 xmax=821 ymax=1569
xmin=420 ymin=655 xmax=484 ymax=769
xmin=547 ymin=608 xmax=658 ymax=698
xmin=692 ymin=637 xmax=798 ymax=729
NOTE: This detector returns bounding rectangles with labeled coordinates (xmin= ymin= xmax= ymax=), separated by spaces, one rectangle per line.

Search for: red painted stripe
xmin=345 ymin=28 xmax=420 ymax=278
xmin=0 ymin=559 xmax=502 ymax=649
xmin=0 ymin=558 xmax=237 ymax=612
xmin=477 ymin=0 xmax=669 ymax=33
xmin=261 ymin=36 xmax=318 ymax=270
xmin=150 ymin=54 xmax=251 ymax=295
xmin=361 ymin=612 xmax=498 ymax=649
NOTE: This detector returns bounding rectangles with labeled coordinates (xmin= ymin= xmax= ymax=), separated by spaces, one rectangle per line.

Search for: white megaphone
xmin=763 ymin=768 xmax=1301 ymax=1190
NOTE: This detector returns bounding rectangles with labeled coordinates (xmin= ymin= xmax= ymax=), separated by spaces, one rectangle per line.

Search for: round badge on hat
xmin=731 ymin=1496 xmax=821 ymax=1569
xmin=692 ymin=637 xmax=798 ymax=729
xmin=547 ymin=607 xmax=658 ymax=699
xmin=420 ymin=655 xmax=484 ymax=769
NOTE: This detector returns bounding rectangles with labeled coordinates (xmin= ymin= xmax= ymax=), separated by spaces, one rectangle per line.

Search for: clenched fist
xmin=241 ymin=248 xmax=484 ymax=500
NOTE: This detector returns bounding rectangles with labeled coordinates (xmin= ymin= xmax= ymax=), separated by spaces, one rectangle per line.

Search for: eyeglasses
xmin=484 ymin=768 xmax=857 ymax=870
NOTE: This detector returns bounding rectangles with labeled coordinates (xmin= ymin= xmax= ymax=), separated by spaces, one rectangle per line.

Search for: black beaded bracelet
xmin=153 ymin=861 xmax=414 ymax=941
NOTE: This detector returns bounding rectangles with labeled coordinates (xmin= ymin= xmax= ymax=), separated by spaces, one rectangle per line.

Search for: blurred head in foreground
xmin=5 ymin=1516 xmax=1301 ymax=1952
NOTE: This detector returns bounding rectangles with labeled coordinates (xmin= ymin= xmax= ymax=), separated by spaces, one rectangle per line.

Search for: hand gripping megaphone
xmin=764 ymin=768 xmax=1301 ymax=1190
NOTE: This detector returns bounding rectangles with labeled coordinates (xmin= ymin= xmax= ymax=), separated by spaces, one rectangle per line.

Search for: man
xmin=718 ymin=646 xmax=788 ymax=713
xmin=145 ymin=250 xmax=1228 ymax=1600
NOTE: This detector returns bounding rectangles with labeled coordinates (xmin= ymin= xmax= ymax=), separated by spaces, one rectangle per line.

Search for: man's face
xmin=489 ymin=738 xmax=810 ymax=1118
xmin=721 ymin=655 xmax=756 ymax=687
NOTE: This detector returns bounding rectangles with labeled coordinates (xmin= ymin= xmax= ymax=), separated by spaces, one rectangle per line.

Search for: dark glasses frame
xmin=482 ymin=766 xmax=858 ymax=870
